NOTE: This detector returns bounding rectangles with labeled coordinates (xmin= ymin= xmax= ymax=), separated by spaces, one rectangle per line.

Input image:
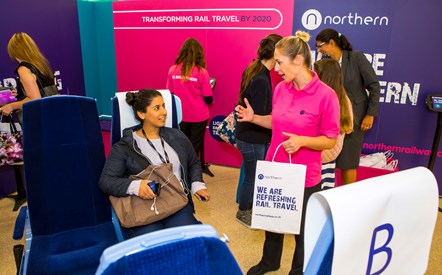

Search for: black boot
xmin=202 ymin=163 xmax=214 ymax=177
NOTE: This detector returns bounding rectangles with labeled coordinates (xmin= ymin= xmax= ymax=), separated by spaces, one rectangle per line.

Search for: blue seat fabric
xmin=102 ymin=237 xmax=242 ymax=275
xmin=22 ymin=96 xmax=118 ymax=274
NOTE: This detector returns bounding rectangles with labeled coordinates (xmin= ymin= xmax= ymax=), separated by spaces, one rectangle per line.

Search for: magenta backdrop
xmin=113 ymin=0 xmax=294 ymax=167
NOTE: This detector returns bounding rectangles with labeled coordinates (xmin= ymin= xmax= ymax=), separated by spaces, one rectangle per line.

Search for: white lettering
xmin=323 ymin=12 xmax=389 ymax=26
xmin=401 ymin=82 xmax=420 ymax=105
xmin=211 ymin=15 xmax=240 ymax=22
xmin=194 ymin=16 xmax=210 ymax=22
xmin=172 ymin=75 xmax=197 ymax=82
xmin=142 ymin=16 xmax=193 ymax=23
xmin=364 ymin=16 xmax=373 ymax=25
xmin=379 ymin=81 xmax=420 ymax=106
xmin=372 ymin=54 xmax=386 ymax=76
xmin=363 ymin=53 xmax=386 ymax=76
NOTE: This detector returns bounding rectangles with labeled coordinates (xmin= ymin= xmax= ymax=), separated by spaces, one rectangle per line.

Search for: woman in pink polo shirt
xmin=236 ymin=31 xmax=340 ymax=275
xmin=167 ymin=38 xmax=213 ymax=173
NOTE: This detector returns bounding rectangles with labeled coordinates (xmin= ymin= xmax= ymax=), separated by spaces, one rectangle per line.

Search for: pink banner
xmin=114 ymin=8 xmax=283 ymax=29
xmin=113 ymin=0 xmax=294 ymax=167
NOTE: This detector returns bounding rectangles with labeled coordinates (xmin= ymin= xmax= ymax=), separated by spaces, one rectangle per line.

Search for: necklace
xmin=141 ymin=128 xmax=170 ymax=164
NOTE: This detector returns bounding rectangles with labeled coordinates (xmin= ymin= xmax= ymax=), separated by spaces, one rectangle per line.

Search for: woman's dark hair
xmin=126 ymin=89 xmax=162 ymax=122
xmin=175 ymin=38 xmax=206 ymax=80
xmin=314 ymin=59 xmax=353 ymax=134
xmin=238 ymin=33 xmax=282 ymax=103
xmin=316 ymin=28 xmax=353 ymax=51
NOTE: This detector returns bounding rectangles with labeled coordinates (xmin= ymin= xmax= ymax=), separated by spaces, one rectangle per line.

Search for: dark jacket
xmin=99 ymin=126 xmax=203 ymax=206
xmin=341 ymin=50 xmax=380 ymax=122
xmin=236 ymin=66 xmax=272 ymax=144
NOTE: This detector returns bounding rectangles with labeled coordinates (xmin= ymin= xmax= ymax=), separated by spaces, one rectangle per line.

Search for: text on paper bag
xmin=255 ymin=186 xmax=299 ymax=210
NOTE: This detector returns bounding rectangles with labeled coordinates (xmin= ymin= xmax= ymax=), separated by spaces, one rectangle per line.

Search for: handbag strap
xmin=383 ymin=150 xmax=394 ymax=159
xmin=272 ymin=142 xmax=292 ymax=163
xmin=1 ymin=114 xmax=18 ymax=133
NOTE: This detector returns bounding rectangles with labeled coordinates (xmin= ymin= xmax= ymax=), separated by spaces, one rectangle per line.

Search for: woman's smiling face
xmin=138 ymin=95 xmax=167 ymax=129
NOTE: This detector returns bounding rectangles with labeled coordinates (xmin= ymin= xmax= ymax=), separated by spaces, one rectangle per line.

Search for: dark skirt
xmin=336 ymin=127 xmax=365 ymax=169
xmin=336 ymin=96 xmax=368 ymax=170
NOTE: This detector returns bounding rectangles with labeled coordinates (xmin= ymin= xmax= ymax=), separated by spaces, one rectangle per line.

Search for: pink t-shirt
xmin=266 ymin=71 xmax=340 ymax=187
xmin=166 ymin=64 xmax=213 ymax=122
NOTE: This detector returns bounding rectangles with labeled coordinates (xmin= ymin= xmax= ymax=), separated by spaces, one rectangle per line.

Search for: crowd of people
xmin=3 ymin=28 xmax=380 ymax=274
xmin=100 ymin=28 xmax=379 ymax=274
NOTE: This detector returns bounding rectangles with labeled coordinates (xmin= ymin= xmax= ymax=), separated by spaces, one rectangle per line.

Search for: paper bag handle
xmin=272 ymin=142 xmax=292 ymax=164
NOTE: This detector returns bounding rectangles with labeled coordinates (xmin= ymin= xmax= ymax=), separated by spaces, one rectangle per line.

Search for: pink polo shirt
xmin=166 ymin=63 xmax=213 ymax=122
xmin=265 ymin=71 xmax=340 ymax=187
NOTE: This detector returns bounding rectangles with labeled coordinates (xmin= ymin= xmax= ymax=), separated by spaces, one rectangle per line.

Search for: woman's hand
xmin=195 ymin=189 xmax=210 ymax=202
xmin=282 ymin=132 xmax=304 ymax=154
xmin=11 ymin=89 xmax=17 ymax=97
xmin=361 ymin=115 xmax=374 ymax=131
xmin=236 ymin=98 xmax=254 ymax=122
xmin=138 ymin=180 xmax=156 ymax=200
xmin=0 ymin=103 xmax=14 ymax=116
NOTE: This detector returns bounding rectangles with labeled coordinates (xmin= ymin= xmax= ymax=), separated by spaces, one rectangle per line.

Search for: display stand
xmin=425 ymin=94 xmax=442 ymax=212
xmin=1 ymin=109 xmax=27 ymax=211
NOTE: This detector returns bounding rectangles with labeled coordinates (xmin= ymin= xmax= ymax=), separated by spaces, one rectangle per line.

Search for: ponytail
xmin=238 ymin=60 xmax=264 ymax=103
xmin=316 ymin=28 xmax=353 ymax=51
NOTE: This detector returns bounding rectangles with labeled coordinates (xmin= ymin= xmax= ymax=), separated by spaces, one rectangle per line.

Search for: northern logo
xmin=301 ymin=9 xmax=389 ymax=31
xmin=257 ymin=174 xmax=282 ymax=180
xmin=301 ymin=9 xmax=322 ymax=30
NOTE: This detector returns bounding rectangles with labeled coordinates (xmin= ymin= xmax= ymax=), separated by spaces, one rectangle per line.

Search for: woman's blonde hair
xmin=314 ymin=59 xmax=353 ymax=134
xmin=7 ymin=32 xmax=54 ymax=79
xmin=275 ymin=31 xmax=312 ymax=67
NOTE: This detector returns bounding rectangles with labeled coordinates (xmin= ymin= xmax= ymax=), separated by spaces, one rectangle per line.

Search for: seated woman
xmin=99 ymin=89 xmax=210 ymax=238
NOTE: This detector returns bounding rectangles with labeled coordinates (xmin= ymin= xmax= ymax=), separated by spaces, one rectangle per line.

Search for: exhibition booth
xmin=0 ymin=0 xmax=441 ymax=274
xmin=1 ymin=0 xmax=442 ymax=194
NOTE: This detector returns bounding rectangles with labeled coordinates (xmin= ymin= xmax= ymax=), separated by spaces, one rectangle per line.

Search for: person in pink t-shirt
xmin=167 ymin=38 xmax=213 ymax=174
xmin=236 ymin=31 xmax=340 ymax=275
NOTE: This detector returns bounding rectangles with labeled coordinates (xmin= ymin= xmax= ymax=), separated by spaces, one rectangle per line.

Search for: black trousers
xmin=179 ymin=120 xmax=208 ymax=160
xmin=259 ymin=182 xmax=322 ymax=275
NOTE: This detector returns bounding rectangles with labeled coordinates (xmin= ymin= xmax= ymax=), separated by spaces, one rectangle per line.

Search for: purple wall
xmin=0 ymin=0 xmax=85 ymax=96
xmin=0 ymin=0 xmax=85 ymax=189
xmin=294 ymin=0 xmax=442 ymax=194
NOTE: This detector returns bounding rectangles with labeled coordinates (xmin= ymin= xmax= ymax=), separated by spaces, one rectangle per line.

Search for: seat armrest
xmin=111 ymin=208 xmax=125 ymax=242
xmin=13 ymin=206 xmax=27 ymax=240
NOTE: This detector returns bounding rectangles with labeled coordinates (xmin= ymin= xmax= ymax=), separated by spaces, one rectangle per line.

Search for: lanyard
xmin=141 ymin=129 xmax=170 ymax=164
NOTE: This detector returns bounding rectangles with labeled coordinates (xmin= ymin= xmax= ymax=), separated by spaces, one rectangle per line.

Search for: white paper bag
xmin=251 ymin=143 xmax=307 ymax=234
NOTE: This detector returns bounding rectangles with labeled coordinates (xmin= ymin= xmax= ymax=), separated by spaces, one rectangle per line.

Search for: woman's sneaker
xmin=236 ymin=209 xmax=252 ymax=228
